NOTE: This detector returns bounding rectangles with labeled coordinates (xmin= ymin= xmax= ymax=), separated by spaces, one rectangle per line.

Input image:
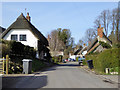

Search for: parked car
xmin=68 ymin=58 xmax=71 ymax=61
xmin=78 ymin=57 xmax=85 ymax=66
xmin=65 ymin=59 xmax=68 ymax=62
xmin=71 ymin=59 xmax=76 ymax=62
xmin=68 ymin=58 xmax=73 ymax=62
xmin=63 ymin=59 xmax=66 ymax=63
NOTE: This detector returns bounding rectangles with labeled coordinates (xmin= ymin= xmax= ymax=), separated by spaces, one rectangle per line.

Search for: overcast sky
xmin=1 ymin=2 xmax=118 ymax=43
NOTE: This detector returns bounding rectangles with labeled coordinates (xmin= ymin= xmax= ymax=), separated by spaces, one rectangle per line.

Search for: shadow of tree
xmin=58 ymin=63 xmax=79 ymax=67
xmin=2 ymin=75 xmax=47 ymax=89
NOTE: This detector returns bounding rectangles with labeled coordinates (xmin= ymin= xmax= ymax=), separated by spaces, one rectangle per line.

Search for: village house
xmin=2 ymin=13 xmax=50 ymax=60
xmin=87 ymin=24 xmax=112 ymax=54
xmin=0 ymin=26 xmax=6 ymax=35
xmin=74 ymin=44 xmax=87 ymax=58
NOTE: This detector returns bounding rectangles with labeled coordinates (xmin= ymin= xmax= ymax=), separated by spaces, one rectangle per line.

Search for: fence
xmin=0 ymin=55 xmax=9 ymax=74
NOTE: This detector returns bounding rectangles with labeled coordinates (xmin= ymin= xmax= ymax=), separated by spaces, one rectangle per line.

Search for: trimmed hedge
xmin=1 ymin=39 xmax=36 ymax=59
xmin=85 ymin=48 xmax=120 ymax=74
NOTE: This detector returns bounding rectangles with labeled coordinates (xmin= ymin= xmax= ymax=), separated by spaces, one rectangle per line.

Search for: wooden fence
xmin=0 ymin=55 xmax=9 ymax=74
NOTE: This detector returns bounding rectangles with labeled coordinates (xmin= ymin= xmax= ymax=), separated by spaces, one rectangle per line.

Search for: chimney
xmin=83 ymin=43 xmax=86 ymax=47
xmin=26 ymin=12 xmax=31 ymax=22
xmin=97 ymin=24 xmax=103 ymax=38
xmin=88 ymin=41 xmax=91 ymax=45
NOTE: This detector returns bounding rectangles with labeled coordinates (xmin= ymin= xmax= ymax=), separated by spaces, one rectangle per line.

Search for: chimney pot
xmin=99 ymin=24 xmax=101 ymax=28
xmin=83 ymin=43 xmax=86 ymax=47
xmin=26 ymin=12 xmax=31 ymax=22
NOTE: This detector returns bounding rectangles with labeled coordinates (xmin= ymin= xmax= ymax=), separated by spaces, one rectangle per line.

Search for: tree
xmin=48 ymin=30 xmax=64 ymax=51
xmin=109 ymin=8 xmax=119 ymax=43
xmin=99 ymin=10 xmax=111 ymax=36
xmin=94 ymin=16 xmax=102 ymax=31
xmin=85 ymin=28 xmax=97 ymax=43
xmin=48 ymin=28 xmax=74 ymax=58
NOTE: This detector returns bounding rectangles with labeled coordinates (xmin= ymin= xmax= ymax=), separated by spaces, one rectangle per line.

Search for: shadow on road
xmin=58 ymin=62 xmax=79 ymax=67
xmin=2 ymin=75 xmax=47 ymax=89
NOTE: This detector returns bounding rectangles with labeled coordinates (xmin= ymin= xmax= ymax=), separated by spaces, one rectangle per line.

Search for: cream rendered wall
xmin=3 ymin=29 xmax=38 ymax=50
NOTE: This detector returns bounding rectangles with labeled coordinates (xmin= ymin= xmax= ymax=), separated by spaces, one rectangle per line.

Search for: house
xmin=0 ymin=26 xmax=6 ymax=35
xmin=68 ymin=46 xmax=82 ymax=60
xmin=87 ymin=24 xmax=112 ymax=54
xmin=74 ymin=44 xmax=87 ymax=58
xmin=2 ymin=13 xmax=49 ymax=60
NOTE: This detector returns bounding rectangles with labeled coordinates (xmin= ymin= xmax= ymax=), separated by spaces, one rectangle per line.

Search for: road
xmin=2 ymin=62 xmax=118 ymax=89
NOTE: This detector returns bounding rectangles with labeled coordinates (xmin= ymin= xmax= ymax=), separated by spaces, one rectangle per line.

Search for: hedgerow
xmin=85 ymin=48 xmax=120 ymax=74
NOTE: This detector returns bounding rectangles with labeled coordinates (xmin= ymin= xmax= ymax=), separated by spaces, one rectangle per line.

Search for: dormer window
xmin=11 ymin=34 xmax=18 ymax=41
xmin=20 ymin=34 xmax=26 ymax=41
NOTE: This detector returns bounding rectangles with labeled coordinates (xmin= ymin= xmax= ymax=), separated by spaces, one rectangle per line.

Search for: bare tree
xmin=109 ymin=8 xmax=119 ymax=42
xmin=94 ymin=16 xmax=102 ymax=30
xmin=99 ymin=10 xmax=111 ymax=36
xmin=77 ymin=39 xmax=83 ymax=47
xmin=85 ymin=28 xmax=97 ymax=43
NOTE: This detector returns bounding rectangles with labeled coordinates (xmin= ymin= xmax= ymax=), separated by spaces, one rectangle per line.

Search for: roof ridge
xmin=2 ymin=13 xmax=48 ymax=46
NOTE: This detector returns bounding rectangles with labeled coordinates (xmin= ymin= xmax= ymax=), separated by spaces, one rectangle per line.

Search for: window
xmin=11 ymin=34 xmax=18 ymax=41
xmin=19 ymin=34 xmax=26 ymax=41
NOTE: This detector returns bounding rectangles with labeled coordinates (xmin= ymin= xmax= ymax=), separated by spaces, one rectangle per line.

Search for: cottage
xmin=74 ymin=44 xmax=87 ymax=58
xmin=87 ymin=24 xmax=112 ymax=54
xmin=2 ymin=13 xmax=49 ymax=59
xmin=0 ymin=26 xmax=6 ymax=35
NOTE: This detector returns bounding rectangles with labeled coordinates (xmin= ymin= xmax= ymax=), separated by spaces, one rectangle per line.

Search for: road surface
xmin=2 ymin=62 xmax=118 ymax=89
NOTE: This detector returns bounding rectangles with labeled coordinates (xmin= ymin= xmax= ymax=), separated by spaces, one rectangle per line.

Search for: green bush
xmin=9 ymin=62 xmax=23 ymax=74
xmin=1 ymin=43 xmax=10 ymax=57
xmin=85 ymin=48 xmax=120 ymax=74
xmin=1 ymin=39 xmax=36 ymax=60
xmin=32 ymin=59 xmax=47 ymax=72
xmin=82 ymin=59 xmax=87 ymax=65
xmin=1 ymin=39 xmax=36 ymax=73
xmin=99 ymin=41 xmax=112 ymax=49
xmin=112 ymin=42 xmax=120 ymax=48
xmin=76 ymin=57 xmax=78 ymax=62
xmin=52 ymin=56 xmax=61 ymax=64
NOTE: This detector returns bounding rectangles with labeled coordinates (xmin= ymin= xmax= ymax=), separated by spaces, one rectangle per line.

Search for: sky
xmin=1 ymin=2 xmax=118 ymax=44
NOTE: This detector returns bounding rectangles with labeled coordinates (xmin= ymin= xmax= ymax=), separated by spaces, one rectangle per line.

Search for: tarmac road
xmin=2 ymin=62 xmax=118 ymax=89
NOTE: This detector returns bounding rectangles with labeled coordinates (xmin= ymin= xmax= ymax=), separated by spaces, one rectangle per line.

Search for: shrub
xmin=9 ymin=62 xmax=23 ymax=74
xmin=1 ymin=43 xmax=10 ymax=57
xmin=85 ymin=48 xmax=120 ymax=74
xmin=1 ymin=39 xmax=36 ymax=59
xmin=112 ymin=42 xmax=120 ymax=48
xmin=32 ymin=59 xmax=46 ymax=72
xmin=99 ymin=41 xmax=112 ymax=49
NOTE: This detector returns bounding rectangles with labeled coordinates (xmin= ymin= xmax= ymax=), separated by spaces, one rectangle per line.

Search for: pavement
xmin=80 ymin=65 xmax=119 ymax=84
xmin=2 ymin=62 xmax=119 ymax=88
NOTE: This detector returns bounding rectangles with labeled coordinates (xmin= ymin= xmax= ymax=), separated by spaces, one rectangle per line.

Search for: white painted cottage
xmin=2 ymin=13 xmax=49 ymax=59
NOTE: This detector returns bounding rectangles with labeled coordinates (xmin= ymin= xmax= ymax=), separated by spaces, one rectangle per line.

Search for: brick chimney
xmin=97 ymin=24 xmax=103 ymax=38
xmin=83 ymin=43 xmax=86 ymax=47
xmin=26 ymin=12 xmax=31 ymax=22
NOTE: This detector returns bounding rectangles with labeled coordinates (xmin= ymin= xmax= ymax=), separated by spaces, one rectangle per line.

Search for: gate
xmin=0 ymin=55 xmax=9 ymax=74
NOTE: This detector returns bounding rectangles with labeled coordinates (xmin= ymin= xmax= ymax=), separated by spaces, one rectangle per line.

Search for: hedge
xmin=0 ymin=39 xmax=36 ymax=65
xmin=85 ymin=48 xmax=120 ymax=74
xmin=1 ymin=39 xmax=36 ymax=58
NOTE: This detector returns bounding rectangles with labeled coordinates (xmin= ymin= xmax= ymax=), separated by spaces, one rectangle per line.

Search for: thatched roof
xmin=0 ymin=26 xmax=6 ymax=35
xmin=2 ymin=13 xmax=48 ymax=46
